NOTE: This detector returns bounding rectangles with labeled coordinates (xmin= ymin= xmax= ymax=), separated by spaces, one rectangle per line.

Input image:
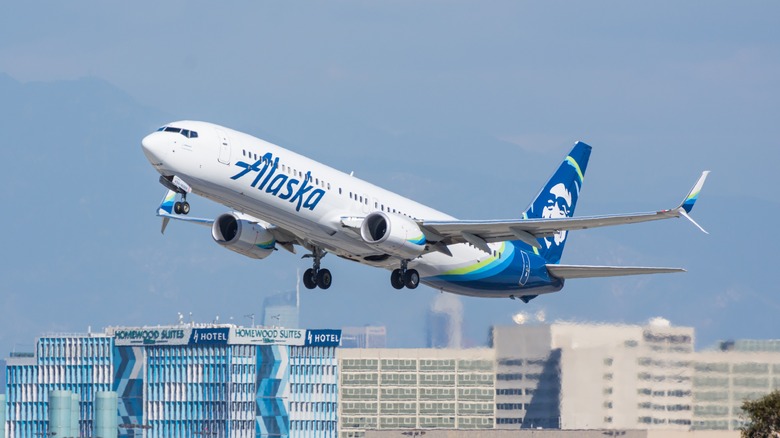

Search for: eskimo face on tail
xmin=541 ymin=183 xmax=572 ymax=247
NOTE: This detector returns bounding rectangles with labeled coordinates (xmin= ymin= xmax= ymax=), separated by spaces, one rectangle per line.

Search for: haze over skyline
xmin=0 ymin=2 xmax=778 ymax=358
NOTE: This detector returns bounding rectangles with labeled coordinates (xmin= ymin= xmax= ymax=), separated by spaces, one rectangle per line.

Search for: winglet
xmin=158 ymin=190 xmax=177 ymax=234
xmin=679 ymin=171 xmax=710 ymax=213
xmin=158 ymin=189 xmax=177 ymax=216
xmin=676 ymin=171 xmax=710 ymax=234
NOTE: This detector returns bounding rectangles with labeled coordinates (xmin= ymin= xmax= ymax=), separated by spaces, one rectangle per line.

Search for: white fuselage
xmin=142 ymin=121 xmax=510 ymax=296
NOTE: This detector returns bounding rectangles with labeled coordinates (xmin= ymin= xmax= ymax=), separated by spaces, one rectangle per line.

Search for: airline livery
xmin=142 ymin=121 xmax=709 ymax=301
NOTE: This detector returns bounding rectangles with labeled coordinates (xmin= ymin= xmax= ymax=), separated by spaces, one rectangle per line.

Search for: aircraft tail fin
xmin=521 ymin=142 xmax=592 ymax=264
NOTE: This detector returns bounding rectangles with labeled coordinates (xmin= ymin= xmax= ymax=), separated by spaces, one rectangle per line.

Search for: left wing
xmin=155 ymin=190 xmax=299 ymax=254
xmin=156 ymin=190 xmax=213 ymax=234
xmin=419 ymin=171 xmax=710 ymax=251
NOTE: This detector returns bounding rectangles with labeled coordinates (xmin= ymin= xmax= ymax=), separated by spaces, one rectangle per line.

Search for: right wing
xmin=418 ymin=171 xmax=710 ymax=251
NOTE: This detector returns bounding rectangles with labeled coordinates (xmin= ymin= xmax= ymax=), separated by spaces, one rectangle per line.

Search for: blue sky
xmin=0 ymin=1 xmax=778 ymax=357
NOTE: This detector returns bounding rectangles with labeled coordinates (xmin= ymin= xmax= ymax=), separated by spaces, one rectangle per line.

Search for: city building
xmin=426 ymin=294 xmax=463 ymax=349
xmin=262 ymin=290 xmax=300 ymax=328
xmin=0 ymin=359 xmax=6 ymax=394
xmin=4 ymin=325 xmax=341 ymax=438
xmin=490 ymin=320 xmax=695 ymax=430
xmin=338 ymin=348 xmax=495 ymax=437
xmin=692 ymin=340 xmax=780 ymax=431
xmin=340 ymin=327 xmax=387 ymax=349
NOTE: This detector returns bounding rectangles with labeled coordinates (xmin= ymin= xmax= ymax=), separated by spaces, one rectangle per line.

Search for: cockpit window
xmin=158 ymin=126 xmax=198 ymax=138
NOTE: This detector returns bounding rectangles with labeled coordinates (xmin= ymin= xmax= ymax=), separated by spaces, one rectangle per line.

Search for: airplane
xmin=141 ymin=121 xmax=709 ymax=302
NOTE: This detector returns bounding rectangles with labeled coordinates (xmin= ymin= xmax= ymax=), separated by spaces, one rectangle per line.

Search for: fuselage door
xmin=216 ymin=129 xmax=231 ymax=165
xmin=519 ymin=250 xmax=531 ymax=286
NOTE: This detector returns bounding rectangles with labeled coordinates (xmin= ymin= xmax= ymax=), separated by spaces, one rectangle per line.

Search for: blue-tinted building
xmin=4 ymin=325 xmax=341 ymax=438
xmin=5 ymin=335 xmax=112 ymax=437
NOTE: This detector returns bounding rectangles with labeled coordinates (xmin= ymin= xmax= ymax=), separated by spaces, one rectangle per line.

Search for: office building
xmin=426 ymin=294 xmax=463 ymax=349
xmin=4 ymin=325 xmax=341 ymax=438
xmin=491 ymin=320 xmax=696 ymax=430
xmin=692 ymin=341 xmax=780 ymax=431
xmin=262 ymin=290 xmax=300 ymax=328
xmin=338 ymin=348 xmax=495 ymax=437
xmin=341 ymin=327 xmax=387 ymax=349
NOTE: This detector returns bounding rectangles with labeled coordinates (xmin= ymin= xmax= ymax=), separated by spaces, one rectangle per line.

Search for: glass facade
xmin=5 ymin=336 xmax=113 ymax=437
xmin=4 ymin=327 xmax=340 ymax=438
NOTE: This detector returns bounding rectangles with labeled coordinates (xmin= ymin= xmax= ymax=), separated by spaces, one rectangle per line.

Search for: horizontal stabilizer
xmin=546 ymin=264 xmax=685 ymax=279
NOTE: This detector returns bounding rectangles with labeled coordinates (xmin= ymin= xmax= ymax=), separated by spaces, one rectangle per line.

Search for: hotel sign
xmin=229 ymin=327 xmax=305 ymax=346
xmin=111 ymin=327 xmax=190 ymax=346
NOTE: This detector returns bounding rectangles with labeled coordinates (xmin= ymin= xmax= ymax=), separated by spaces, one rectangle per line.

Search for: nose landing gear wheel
xmin=173 ymin=200 xmax=191 ymax=215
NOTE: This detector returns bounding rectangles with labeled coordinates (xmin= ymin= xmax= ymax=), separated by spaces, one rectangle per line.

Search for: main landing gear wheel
xmin=391 ymin=269 xmax=405 ymax=290
xmin=302 ymin=247 xmax=331 ymax=290
xmin=316 ymin=269 xmax=332 ymax=289
xmin=390 ymin=261 xmax=419 ymax=290
xmin=404 ymin=269 xmax=420 ymax=289
xmin=303 ymin=268 xmax=317 ymax=290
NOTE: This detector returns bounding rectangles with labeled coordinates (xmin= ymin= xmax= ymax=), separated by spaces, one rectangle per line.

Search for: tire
xmin=404 ymin=269 xmax=420 ymax=289
xmin=317 ymin=269 xmax=332 ymax=290
xmin=174 ymin=202 xmax=183 ymax=214
xmin=390 ymin=269 xmax=405 ymax=290
xmin=303 ymin=268 xmax=317 ymax=289
xmin=181 ymin=202 xmax=190 ymax=215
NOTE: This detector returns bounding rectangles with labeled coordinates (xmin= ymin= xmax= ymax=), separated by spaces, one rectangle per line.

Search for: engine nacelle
xmin=360 ymin=211 xmax=427 ymax=259
xmin=211 ymin=213 xmax=275 ymax=259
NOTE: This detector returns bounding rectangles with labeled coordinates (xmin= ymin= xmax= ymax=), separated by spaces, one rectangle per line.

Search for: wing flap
xmin=546 ymin=264 xmax=685 ymax=279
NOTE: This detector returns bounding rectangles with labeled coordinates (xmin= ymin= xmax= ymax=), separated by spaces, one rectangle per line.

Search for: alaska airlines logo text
xmin=231 ymin=152 xmax=325 ymax=212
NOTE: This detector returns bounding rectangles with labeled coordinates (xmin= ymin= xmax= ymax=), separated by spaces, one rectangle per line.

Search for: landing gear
xmin=302 ymin=247 xmax=331 ymax=290
xmin=173 ymin=194 xmax=190 ymax=215
xmin=391 ymin=261 xmax=419 ymax=290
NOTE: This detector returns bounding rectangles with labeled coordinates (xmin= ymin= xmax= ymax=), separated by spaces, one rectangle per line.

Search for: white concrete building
xmin=692 ymin=348 xmax=780 ymax=431
xmin=338 ymin=348 xmax=495 ymax=437
xmin=491 ymin=320 xmax=695 ymax=430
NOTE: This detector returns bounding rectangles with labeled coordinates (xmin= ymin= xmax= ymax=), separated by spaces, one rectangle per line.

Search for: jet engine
xmin=212 ymin=213 xmax=275 ymax=259
xmin=360 ymin=211 xmax=426 ymax=259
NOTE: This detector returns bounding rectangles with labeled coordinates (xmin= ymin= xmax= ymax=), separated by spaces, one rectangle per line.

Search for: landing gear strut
xmin=173 ymin=193 xmax=190 ymax=215
xmin=391 ymin=260 xmax=419 ymax=290
xmin=303 ymin=247 xmax=331 ymax=290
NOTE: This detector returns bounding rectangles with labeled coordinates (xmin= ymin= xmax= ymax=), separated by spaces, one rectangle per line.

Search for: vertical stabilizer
xmin=521 ymin=142 xmax=592 ymax=264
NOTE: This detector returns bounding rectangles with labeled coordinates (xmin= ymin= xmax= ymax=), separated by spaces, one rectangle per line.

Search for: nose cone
xmin=141 ymin=132 xmax=165 ymax=164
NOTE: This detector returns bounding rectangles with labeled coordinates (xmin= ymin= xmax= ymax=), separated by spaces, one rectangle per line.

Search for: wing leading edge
xmin=420 ymin=171 xmax=710 ymax=250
